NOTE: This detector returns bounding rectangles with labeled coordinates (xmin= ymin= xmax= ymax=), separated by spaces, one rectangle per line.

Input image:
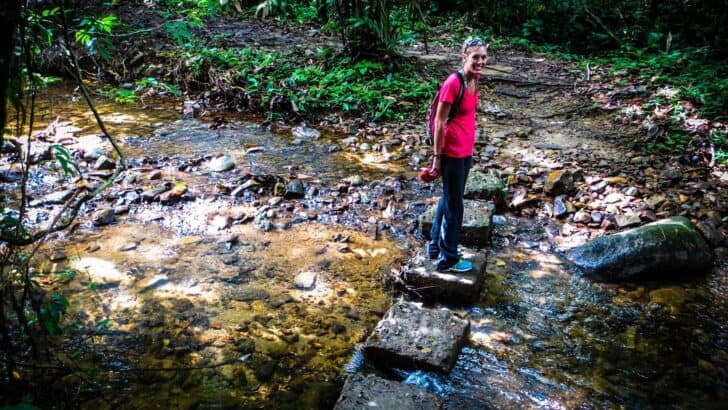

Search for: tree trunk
xmin=0 ymin=2 xmax=21 ymax=133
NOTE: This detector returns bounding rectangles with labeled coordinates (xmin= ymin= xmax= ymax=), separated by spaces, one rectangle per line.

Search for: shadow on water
xmin=398 ymin=216 xmax=728 ymax=409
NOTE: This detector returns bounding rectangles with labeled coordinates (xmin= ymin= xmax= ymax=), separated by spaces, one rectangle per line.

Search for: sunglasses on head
xmin=466 ymin=38 xmax=485 ymax=48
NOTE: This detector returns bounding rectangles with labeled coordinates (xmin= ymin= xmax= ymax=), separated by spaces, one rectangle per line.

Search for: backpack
xmin=424 ymin=71 xmax=465 ymax=146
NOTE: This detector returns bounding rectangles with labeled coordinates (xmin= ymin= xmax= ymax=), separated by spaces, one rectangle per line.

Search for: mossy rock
xmin=567 ymin=216 xmax=714 ymax=281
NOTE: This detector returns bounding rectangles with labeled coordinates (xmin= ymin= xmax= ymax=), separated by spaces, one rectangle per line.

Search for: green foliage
xmin=75 ymin=15 xmax=119 ymax=60
xmin=50 ymin=145 xmax=81 ymax=177
xmin=182 ymin=44 xmax=437 ymax=120
xmin=164 ymin=20 xmax=193 ymax=45
xmin=53 ymin=269 xmax=77 ymax=284
xmin=36 ymin=293 xmax=69 ymax=337
xmin=711 ymin=130 xmax=728 ymax=165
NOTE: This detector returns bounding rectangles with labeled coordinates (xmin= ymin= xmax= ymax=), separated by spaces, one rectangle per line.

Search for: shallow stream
xmin=8 ymin=84 xmax=728 ymax=408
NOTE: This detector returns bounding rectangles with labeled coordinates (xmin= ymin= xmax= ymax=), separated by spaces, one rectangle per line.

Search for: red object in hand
xmin=419 ymin=167 xmax=440 ymax=183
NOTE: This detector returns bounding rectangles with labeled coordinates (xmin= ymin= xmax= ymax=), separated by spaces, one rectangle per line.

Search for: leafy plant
xmin=38 ymin=293 xmax=70 ymax=336
xmin=50 ymin=145 xmax=81 ymax=177
xmin=75 ymin=15 xmax=119 ymax=60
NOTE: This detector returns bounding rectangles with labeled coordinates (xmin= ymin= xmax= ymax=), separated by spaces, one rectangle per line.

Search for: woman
xmin=427 ymin=37 xmax=489 ymax=272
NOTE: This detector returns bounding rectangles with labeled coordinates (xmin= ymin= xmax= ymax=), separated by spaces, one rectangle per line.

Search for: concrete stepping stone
xmin=334 ymin=373 xmax=442 ymax=410
xmin=405 ymin=247 xmax=486 ymax=304
xmin=419 ymin=200 xmax=494 ymax=247
xmin=464 ymin=170 xmax=504 ymax=201
xmin=364 ymin=302 xmax=469 ymax=373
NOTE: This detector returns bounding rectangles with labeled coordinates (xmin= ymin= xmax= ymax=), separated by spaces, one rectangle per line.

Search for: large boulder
xmin=567 ymin=216 xmax=714 ymax=280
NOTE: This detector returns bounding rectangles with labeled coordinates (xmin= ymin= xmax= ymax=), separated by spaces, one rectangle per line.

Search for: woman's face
xmin=462 ymin=45 xmax=488 ymax=76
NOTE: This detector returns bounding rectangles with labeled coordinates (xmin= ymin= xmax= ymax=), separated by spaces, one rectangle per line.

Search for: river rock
xmin=292 ymin=124 xmax=321 ymax=140
xmin=92 ymin=208 xmax=116 ymax=225
xmin=405 ymin=247 xmax=486 ymax=304
xmin=544 ymin=170 xmax=574 ymax=196
xmin=293 ymin=271 xmax=317 ymax=290
xmin=419 ymin=200 xmax=495 ymax=247
xmin=464 ymin=171 xmax=504 ymax=202
xmin=95 ymin=155 xmax=116 ymax=170
xmin=208 ymin=155 xmax=235 ymax=172
xmin=567 ymin=216 xmax=714 ymax=280
xmin=284 ymin=179 xmax=305 ymax=199
xmin=83 ymin=147 xmax=105 ymax=161
xmin=137 ymin=274 xmax=168 ymax=292
xmin=141 ymin=184 xmax=171 ymax=202
xmin=334 ymin=374 xmax=442 ymax=410
xmin=695 ymin=217 xmax=726 ymax=246
xmin=30 ymin=189 xmax=75 ymax=207
xmin=364 ymin=302 xmax=469 ymax=373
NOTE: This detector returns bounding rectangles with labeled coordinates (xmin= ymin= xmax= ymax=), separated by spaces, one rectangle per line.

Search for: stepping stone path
xmin=405 ymin=247 xmax=487 ymax=304
xmin=336 ymin=173 xmax=494 ymax=405
xmin=334 ymin=373 xmax=443 ymax=410
xmin=419 ymin=200 xmax=495 ymax=247
xmin=363 ymin=302 xmax=469 ymax=373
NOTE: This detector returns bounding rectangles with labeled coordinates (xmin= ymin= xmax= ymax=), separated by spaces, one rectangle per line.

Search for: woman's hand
xmin=431 ymin=155 xmax=442 ymax=177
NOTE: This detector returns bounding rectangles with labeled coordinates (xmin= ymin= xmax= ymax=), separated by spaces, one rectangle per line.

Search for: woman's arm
xmin=431 ymin=100 xmax=451 ymax=174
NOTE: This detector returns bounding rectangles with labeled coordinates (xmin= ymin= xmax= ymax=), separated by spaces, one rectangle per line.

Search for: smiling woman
xmin=425 ymin=37 xmax=490 ymax=273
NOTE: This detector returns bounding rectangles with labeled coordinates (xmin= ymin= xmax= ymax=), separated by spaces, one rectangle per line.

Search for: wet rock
xmin=137 ymin=274 xmax=168 ymax=292
xmin=141 ymin=184 xmax=171 ymax=202
xmin=645 ymin=194 xmax=666 ymax=209
xmin=544 ymin=170 xmax=574 ymax=196
xmin=82 ymin=147 xmax=105 ymax=162
xmin=95 ymin=155 xmax=116 ymax=170
xmin=405 ymin=247 xmax=486 ymax=304
xmin=211 ymin=214 xmax=232 ymax=230
xmin=292 ymin=124 xmax=320 ymax=140
xmin=662 ymin=168 xmax=682 ymax=182
xmin=147 ymin=170 xmax=163 ymax=180
xmin=284 ymin=179 xmax=305 ymax=199
xmin=346 ymin=175 xmax=365 ymax=187
xmin=254 ymin=358 xmax=277 ymax=382
xmin=420 ymin=200 xmax=494 ymax=247
xmin=30 ymin=189 xmax=75 ymax=207
xmin=590 ymin=211 xmax=604 ymax=224
xmin=567 ymin=216 xmax=714 ymax=280
xmin=119 ymin=242 xmax=139 ymax=251
xmin=334 ymin=374 xmax=442 ymax=410
xmin=589 ymin=180 xmax=608 ymax=193
xmin=696 ymin=217 xmax=726 ymax=246
xmin=615 ymin=213 xmax=641 ymax=228
xmin=464 ymin=171 xmax=505 ymax=202
xmin=92 ymin=208 xmax=115 ymax=225
xmin=208 ymin=155 xmax=235 ymax=172
xmin=294 ymin=271 xmax=317 ymax=290
xmin=225 ymin=286 xmax=269 ymax=302
xmin=0 ymin=169 xmax=21 ymax=183
xmin=50 ymin=249 xmax=67 ymax=262
xmin=624 ymin=186 xmax=639 ymax=196
xmin=363 ymin=302 xmax=469 ymax=373
xmin=553 ymin=196 xmax=570 ymax=218
xmin=269 ymin=294 xmax=294 ymax=308
xmin=573 ymin=210 xmax=591 ymax=224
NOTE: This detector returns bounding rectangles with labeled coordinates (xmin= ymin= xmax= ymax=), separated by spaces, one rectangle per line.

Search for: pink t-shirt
xmin=438 ymin=73 xmax=478 ymax=158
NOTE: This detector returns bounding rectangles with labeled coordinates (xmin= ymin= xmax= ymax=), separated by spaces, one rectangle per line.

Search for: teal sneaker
xmin=437 ymin=258 xmax=473 ymax=273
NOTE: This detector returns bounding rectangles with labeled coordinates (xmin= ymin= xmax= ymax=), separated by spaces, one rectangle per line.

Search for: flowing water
xmin=6 ymin=85 xmax=728 ymax=408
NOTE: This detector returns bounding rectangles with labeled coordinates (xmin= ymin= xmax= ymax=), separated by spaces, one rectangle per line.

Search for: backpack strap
xmin=447 ymin=71 xmax=466 ymax=122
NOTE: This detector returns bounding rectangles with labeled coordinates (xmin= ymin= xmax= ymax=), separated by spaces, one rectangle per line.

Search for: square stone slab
xmin=364 ymin=302 xmax=469 ymax=373
xmin=419 ymin=200 xmax=494 ymax=247
xmin=405 ymin=247 xmax=486 ymax=304
xmin=464 ymin=170 xmax=505 ymax=201
xmin=334 ymin=373 xmax=442 ymax=410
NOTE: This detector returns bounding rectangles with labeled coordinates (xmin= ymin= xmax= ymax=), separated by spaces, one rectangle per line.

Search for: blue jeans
xmin=429 ymin=155 xmax=472 ymax=269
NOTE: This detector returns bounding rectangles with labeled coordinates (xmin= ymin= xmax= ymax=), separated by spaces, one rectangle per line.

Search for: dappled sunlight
xmin=71 ymin=256 xmax=129 ymax=286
